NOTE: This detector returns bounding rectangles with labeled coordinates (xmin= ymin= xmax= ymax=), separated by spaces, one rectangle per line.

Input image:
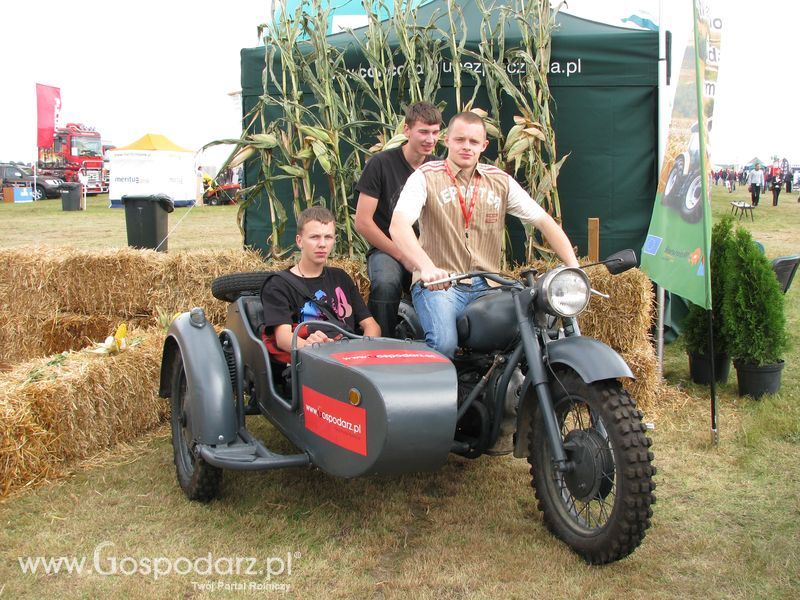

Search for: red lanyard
xmin=444 ymin=161 xmax=481 ymax=232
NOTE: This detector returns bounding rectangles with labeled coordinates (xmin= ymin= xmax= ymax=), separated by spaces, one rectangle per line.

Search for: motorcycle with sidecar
xmin=159 ymin=250 xmax=655 ymax=564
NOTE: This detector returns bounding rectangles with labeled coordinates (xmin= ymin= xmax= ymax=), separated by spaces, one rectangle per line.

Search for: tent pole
xmin=708 ymin=308 xmax=719 ymax=446
xmin=656 ymin=284 xmax=664 ymax=377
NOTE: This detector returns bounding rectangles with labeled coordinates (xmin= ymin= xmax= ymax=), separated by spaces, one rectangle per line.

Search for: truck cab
xmin=38 ymin=123 xmax=108 ymax=194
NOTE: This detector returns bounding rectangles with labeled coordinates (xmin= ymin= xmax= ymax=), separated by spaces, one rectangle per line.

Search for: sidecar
xmin=159 ymin=292 xmax=458 ymax=500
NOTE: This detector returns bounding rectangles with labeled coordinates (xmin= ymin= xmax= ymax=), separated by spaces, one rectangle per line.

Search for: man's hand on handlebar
xmin=420 ymin=266 xmax=453 ymax=291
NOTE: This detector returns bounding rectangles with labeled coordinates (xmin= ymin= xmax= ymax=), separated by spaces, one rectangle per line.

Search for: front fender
xmin=159 ymin=310 xmax=238 ymax=445
xmin=545 ymin=336 xmax=634 ymax=383
xmin=512 ymin=336 xmax=633 ymax=459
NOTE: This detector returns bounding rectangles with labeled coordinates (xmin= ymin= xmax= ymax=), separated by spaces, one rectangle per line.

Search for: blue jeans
xmin=367 ymin=250 xmax=410 ymax=338
xmin=411 ymin=278 xmax=493 ymax=358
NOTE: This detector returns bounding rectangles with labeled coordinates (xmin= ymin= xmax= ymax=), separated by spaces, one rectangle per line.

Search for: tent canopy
xmin=108 ymin=134 xmax=196 ymax=206
xmin=240 ymin=0 xmax=659 ymax=259
xmin=114 ymin=133 xmax=192 ymax=153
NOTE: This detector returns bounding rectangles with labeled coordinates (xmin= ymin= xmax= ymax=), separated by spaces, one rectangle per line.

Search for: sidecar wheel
xmin=211 ymin=271 xmax=272 ymax=302
xmin=527 ymin=369 xmax=656 ymax=564
xmin=171 ymin=351 xmax=222 ymax=502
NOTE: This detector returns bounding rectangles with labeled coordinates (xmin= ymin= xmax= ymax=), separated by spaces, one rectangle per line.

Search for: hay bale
xmin=0 ymin=328 xmax=167 ymax=497
xmin=579 ymin=267 xmax=654 ymax=353
xmin=40 ymin=313 xmax=117 ymax=355
xmin=58 ymin=248 xmax=169 ymax=318
xmin=0 ymin=248 xmax=65 ymax=319
xmin=0 ymin=394 xmax=57 ymax=497
xmin=159 ymin=248 xmax=272 ymax=324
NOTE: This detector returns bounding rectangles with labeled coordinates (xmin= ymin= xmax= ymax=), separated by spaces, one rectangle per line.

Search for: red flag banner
xmin=36 ymin=84 xmax=61 ymax=147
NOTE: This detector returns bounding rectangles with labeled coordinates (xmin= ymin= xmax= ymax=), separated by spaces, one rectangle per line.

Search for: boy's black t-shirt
xmin=260 ymin=267 xmax=371 ymax=338
xmin=355 ymin=146 xmax=437 ymax=250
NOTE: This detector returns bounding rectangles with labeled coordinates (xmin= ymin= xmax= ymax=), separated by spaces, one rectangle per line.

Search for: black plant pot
xmin=733 ymin=359 xmax=784 ymax=399
xmin=688 ymin=351 xmax=730 ymax=385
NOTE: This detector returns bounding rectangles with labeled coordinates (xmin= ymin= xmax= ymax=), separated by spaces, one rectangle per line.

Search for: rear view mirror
xmin=604 ymin=249 xmax=638 ymax=275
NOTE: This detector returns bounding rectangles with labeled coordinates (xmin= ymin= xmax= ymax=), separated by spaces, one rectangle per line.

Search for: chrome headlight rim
xmin=539 ymin=266 xmax=591 ymax=318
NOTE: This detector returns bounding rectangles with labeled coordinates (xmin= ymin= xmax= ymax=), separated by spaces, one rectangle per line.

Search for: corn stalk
xmin=222 ymin=0 xmax=565 ymax=263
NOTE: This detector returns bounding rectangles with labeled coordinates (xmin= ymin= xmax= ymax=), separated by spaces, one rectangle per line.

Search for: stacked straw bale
xmin=0 ymin=248 xmax=371 ymax=363
xmin=577 ymin=266 xmax=662 ymax=409
xmin=0 ymin=328 xmax=166 ymax=497
xmin=0 ymin=246 xmax=660 ymax=498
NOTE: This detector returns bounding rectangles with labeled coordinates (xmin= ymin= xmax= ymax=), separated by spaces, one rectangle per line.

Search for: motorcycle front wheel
xmin=528 ymin=369 xmax=656 ymax=564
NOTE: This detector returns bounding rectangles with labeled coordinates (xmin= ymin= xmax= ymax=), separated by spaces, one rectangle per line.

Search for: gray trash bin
xmin=121 ymin=194 xmax=175 ymax=252
xmin=60 ymin=183 xmax=82 ymax=211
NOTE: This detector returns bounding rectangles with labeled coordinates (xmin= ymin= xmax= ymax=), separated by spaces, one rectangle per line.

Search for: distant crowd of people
xmin=712 ymin=164 xmax=798 ymax=207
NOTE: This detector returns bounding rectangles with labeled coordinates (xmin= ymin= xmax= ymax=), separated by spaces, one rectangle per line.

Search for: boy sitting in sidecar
xmin=259 ymin=206 xmax=380 ymax=365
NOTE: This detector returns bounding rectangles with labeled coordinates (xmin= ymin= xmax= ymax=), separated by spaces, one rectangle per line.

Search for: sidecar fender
xmin=159 ymin=310 xmax=238 ymax=446
xmin=512 ymin=336 xmax=633 ymax=458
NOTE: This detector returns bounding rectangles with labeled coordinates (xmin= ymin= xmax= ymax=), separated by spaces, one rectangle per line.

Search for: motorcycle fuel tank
xmin=291 ymin=338 xmax=457 ymax=478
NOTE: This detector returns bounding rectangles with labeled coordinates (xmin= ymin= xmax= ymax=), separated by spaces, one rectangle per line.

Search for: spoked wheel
xmin=528 ymin=369 xmax=656 ymax=564
xmin=170 ymin=351 xmax=222 ymax=501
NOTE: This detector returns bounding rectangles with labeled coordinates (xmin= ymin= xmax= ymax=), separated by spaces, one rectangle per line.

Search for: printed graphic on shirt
xmin=300 ymin=287 xmax=353 ymax=323
xmin=437 ymin=184 xmax=502 ymax=210
xmin=332 ymin=286 xmax=353 ymax=319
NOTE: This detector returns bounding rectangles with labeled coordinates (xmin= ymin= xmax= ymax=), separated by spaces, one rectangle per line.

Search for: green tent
xmin=239 ymin=0 xmax=658 ymax=260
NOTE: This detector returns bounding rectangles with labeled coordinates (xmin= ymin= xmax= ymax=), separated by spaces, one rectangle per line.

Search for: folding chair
xmin=771 ymin=255 xmax=800 ymax=294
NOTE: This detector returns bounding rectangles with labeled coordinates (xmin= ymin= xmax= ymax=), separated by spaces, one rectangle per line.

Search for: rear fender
xmin=512 ymin=336 xmax=633 ymax=458
xmin=159 ymin=310 xmax=238 ymax=445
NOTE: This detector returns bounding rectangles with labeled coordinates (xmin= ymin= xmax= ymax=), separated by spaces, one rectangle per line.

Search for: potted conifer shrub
xmin=683 ymin=215 xmax=734 ymax=384
xmin=721 ymin=225 xmax=788 ymax=398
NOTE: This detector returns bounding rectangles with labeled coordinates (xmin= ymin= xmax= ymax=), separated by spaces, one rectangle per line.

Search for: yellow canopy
xmin=114 ymin=133 xmax=192 ymax=152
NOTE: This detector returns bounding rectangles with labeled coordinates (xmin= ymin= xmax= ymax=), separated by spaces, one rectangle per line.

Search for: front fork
xmin=513 ymin=290 xmax=572 ymax=473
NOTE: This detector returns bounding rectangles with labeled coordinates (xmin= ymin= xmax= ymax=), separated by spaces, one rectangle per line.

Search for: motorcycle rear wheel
xmin=528 ymin=369 xmax=656 ymax=564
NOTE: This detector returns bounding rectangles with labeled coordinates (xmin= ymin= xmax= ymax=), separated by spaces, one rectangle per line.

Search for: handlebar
xmin=420 ymin=250 xmax=638 ymax=290
xmin=421 ymin=271 xmax=520 ymax=288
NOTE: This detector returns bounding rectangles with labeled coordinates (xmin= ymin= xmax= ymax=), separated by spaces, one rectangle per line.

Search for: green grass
xmin=0 ymin=194 xmax=244 ymax=251
xmin=0 ymin=185 xmax=798 ymax=598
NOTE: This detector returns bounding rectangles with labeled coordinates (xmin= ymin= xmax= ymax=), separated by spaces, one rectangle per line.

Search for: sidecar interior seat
xmin=237 ymin=296 xmax=292 ymax=395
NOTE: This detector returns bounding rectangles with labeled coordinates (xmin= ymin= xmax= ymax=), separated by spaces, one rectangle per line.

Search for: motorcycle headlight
xmin=538 ymin=267 xmax=590 ymax=317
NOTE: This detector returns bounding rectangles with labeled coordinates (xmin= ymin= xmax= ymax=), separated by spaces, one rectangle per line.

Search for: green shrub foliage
xmin=720 ymin=225 xmax=787 ymax=366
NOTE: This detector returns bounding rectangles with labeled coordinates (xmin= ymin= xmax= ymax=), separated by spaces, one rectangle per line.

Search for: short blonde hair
xmin=297 ymin=206 xmax=335 ymax=234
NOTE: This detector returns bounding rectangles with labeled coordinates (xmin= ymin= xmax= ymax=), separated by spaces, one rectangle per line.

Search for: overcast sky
xmin=0 ymin=1 xmax=796 ymax=169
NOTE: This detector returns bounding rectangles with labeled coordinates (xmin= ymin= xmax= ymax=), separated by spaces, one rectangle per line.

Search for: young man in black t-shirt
xmin=354 ymin=102 xmax=442 ymax=338
xmin=261 ymin=207 xmax=379 ymax=354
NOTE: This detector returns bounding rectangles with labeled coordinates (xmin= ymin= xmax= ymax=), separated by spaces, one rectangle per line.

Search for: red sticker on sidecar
xmin=302 ymin=386 xmax=367 ymax=456
xmin=330 ymin=349 xmax=449 ymax=365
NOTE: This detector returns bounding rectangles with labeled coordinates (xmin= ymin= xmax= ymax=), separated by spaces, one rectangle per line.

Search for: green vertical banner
xmin=641 ymin=0 xmax=721 ymax=309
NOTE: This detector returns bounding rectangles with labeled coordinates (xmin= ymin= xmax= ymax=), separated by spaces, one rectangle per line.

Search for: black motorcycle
xmin=160 ymin=250 xmax=655 ymax=565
